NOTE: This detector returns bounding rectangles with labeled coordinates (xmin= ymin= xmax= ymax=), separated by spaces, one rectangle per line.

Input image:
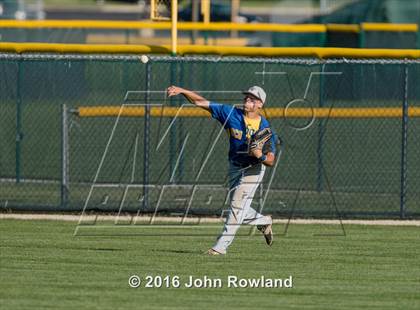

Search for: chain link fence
xmin=0 ymin=53 xmax=419 ymax=219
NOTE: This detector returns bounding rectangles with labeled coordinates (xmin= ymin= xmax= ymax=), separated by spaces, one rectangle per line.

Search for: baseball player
xmin=167 ymin=85 xmax=277 ymax=255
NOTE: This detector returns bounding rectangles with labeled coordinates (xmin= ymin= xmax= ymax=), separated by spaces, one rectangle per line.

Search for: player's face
xmin=243 ymin=95 xmax=262 ymax=112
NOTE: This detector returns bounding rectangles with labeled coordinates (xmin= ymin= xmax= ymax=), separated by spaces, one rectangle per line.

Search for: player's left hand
xmin=248 ymin=128 xmax=272 ymax=157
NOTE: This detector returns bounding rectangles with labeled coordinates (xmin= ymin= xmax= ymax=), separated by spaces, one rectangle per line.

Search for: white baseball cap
xmin=242 ymin=86 xmax=267 ymax=104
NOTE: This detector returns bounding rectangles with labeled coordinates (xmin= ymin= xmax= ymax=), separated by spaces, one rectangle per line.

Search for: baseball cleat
xmin=205 ymin=248 xmax=223 ymax=256
xmin=257 ymin=223 xmax=273 ymax=246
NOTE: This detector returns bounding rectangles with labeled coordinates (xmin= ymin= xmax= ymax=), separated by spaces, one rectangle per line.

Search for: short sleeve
xmin=261 ymin=118 xmax=278 ymax=154
xmin=269 ymin=132 xmax=277 ymax=153
xmin=209 ymin=102 xmax=234 ymax=125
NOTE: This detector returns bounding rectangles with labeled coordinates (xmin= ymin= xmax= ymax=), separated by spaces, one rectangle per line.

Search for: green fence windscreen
xmin=0 ymin=54 xmax=419 ymax=218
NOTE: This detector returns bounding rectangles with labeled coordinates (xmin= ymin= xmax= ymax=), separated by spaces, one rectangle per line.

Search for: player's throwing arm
xmin=167 ymin=86 xmax=210 ymax=111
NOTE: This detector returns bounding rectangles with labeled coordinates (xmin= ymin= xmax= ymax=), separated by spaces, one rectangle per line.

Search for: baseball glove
xmin=248 ymin=128 xmax=273 ymax=154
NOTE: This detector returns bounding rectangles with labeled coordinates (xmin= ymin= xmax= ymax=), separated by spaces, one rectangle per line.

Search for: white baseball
xmin=140 ymin=55 xmax=149 ymax=64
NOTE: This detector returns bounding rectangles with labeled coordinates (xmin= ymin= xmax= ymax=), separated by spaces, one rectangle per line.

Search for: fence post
xmin=317 ymin=63 xmax=326 ymax=192
xmin=400 ymin=63 xmax=409 ymax=219
xmin=177 ymin=61 xmax=185 ymax=182
xmin=169 ymin=60 xmax=177 ymax=183
xmin=143 ymin=61 xmax=151 ymax=211
xmin=61 ymin=104 xmax=69 ymax=208
xmin=15 ymin=60 xmax=23 ymax=184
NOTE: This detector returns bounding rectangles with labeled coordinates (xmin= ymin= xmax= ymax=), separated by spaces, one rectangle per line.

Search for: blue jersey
xmin=209 ymin=102 xmax=277 ymax=166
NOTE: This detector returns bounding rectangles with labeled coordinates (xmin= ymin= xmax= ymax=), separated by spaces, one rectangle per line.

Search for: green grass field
xmin=1 ymin=219 xmax=419 ymax=310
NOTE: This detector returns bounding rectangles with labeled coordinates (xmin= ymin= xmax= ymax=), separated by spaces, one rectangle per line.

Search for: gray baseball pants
xmin=212 ymin=162 xmax=272 ymax=254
